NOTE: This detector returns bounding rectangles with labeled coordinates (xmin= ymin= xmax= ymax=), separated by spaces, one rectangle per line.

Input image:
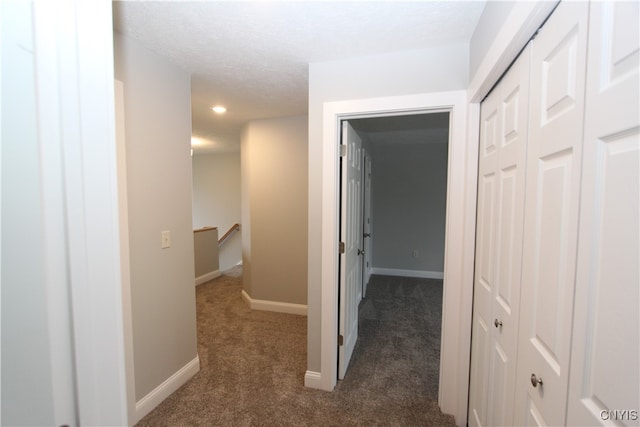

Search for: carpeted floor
xmin=135 ymin=267 xmax=455 ymax=426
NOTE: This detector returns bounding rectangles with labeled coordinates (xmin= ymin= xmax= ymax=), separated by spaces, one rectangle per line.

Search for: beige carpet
xmin=135 ymin=266 xmax=456 ymax=426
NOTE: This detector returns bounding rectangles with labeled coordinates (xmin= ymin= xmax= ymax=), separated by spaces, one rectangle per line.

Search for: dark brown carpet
xmin=135 ymin=267 xmax=456 ymax=426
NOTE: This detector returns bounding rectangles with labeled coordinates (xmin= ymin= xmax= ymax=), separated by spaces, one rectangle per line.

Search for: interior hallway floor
xmin=135 ymin=266 xmax=455 ymax=426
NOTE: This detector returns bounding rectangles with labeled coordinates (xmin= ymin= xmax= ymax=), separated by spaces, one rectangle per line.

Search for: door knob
xmin=357 ymin=249 xmax=365 ymax=256
xmin=363 ymin=233 xmax=371 ymax=238
xmin=494 ymin=319 xmax=503 ymax=328
xmin=530 ymin=373 xmax=543 ymax=388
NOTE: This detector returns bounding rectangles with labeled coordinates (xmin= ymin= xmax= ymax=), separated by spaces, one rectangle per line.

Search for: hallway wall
xmin=192 ymin=152 xmax=242 ymax=270
xmin=241 ymin=115 xmax=308 ymax=306
xmin=114 ymin=32 xmax=198 ymax=402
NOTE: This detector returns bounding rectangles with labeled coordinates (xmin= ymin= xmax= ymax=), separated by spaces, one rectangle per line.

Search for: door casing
xmin=316 ymin=91 xmax=474 ymax=421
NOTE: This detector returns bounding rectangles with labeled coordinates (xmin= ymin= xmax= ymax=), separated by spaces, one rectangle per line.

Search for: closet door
xmin=514 ymin=2 xmax=589 ymax=426
xmin=469 ymin=75 xmax=500 ymax=427
xmin=469 ymin=44 xmax=531 ymax=427
xmin=566 ymin=2 xmax=640 ymax=425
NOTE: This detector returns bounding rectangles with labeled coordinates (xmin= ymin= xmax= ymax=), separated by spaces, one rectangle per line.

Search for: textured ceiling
xmin=350 ymin=112 xmax=449 ymax=146
xmin=113 ymin=1 xmax=485 ymax=153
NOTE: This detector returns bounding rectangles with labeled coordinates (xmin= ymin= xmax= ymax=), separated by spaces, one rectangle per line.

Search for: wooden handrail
xmin=218 ymin=223 xmax=240 ymax=245
xmin=193 ymin=226 xmax=217 ymax=233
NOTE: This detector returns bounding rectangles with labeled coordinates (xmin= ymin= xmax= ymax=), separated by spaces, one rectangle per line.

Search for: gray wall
xmin=194 ymin=228 xmax=220 ymax=278
xmin=371 ymin=140 xmax=448 ymax=273
xmin=114 ymin=33 xmax=198 ymax=401
xmin=241 ymin=115 xmax=308 ymax=305
xmin=307 ymin=45 xmax=469 ymax=373
xmin=192 ymin=153 xmax=242 ymax=270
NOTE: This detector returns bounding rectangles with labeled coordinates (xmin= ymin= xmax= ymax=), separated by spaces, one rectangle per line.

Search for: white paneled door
xmin=469 ymin=43 xmax=531 ymax=427
xmin=362 ymin=154 xmax=373 ymax=298
xmin=514 ymin=2 xmax=589 ymax=426
xmin=338 ymin=121 xmax=363 ymax=379
xmin=567 ymin=2 xmax=640 ymax=425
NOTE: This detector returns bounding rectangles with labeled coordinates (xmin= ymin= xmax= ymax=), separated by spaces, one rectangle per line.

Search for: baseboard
xmin=133 ymin=356 xmax=200 ymax=424
xmin=304 ymin=370 xmax=322 ymax=389
xmin=371 ymin=267 xmax=444 ymax=280
xmin=195 ymin=269 xmax=221 ymax=286
xmin=240 ymin=289 xmax=307 ymax=316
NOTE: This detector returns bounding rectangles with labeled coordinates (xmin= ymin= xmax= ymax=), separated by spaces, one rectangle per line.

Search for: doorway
xmin=338 ymin=113 xmax=450 ymax=393
xmin=313 ymin=91 xmax=475 ymax=423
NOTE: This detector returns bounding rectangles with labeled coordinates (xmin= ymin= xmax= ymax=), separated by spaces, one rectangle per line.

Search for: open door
xmin=362 ymin=153 xmax=373 ymax=298
xmin=338 ymin=121 xmax=364 ymax=379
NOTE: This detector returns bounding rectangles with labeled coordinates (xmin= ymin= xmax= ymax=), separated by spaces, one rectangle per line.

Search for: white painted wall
xmin=113 ymin=33 xmax=198 ymax=403
xmin=307 ymin=44 xmax=468 ymax=374
xmin=371 ymin=140 xmax=448 ymax=275
xmin=192 ymin=152 xmax=242 ymax=270
xmin=241 ymin=115 xmax=308 ymax=305
xmin=469 ymin=1 xmax=516 ymax=81
xmin=468 ymin=2 xmax=558 ymax=101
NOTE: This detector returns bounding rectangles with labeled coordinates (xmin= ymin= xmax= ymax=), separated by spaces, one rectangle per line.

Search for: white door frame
xmin=318 ymin=91 xmax=476 ymax=420
xmin=26 ymin=0 xmax=129 ymax=424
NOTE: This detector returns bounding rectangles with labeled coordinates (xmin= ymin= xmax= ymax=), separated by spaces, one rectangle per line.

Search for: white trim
xmin=31 ymin=2 xmax=78 ymax=422
xmin=240 ymin=290 xmax=308 ymax=316
xmin=316 ymin=92 xmax=474 ymax=427
xmin=133 ymin=356 xmax=200 ymax=424
xmin=32 ymin=1 xmax=129 ymax=424
xmin=114 ymin=79 xmax=137 ymax=427
xmin=195 ymin=270 xmax=221 ymax=286
xmin=370 ymin=268 xmax=443 ymax=280
xmin=304 ymin=371 xmax=323 ymax=389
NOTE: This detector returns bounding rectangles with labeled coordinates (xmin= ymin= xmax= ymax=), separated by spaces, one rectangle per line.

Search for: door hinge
xmin=339 ymin=241 xmax=345 ymax=254
xmin=340 ymin=144 xmax=347 ymax=157
xmin=338 ymin=334 xmax=344 ymax=346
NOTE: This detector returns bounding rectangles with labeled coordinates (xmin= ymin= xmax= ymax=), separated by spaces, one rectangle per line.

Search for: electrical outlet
xmin=412 ymin=249 xmax=419 ymax=258
xmin=161 ymin=230 xmax=171 ymax=249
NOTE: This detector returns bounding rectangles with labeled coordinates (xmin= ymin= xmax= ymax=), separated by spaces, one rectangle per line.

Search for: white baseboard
xmin=304 ymin=370 xmax=323 ymax=389
xmin=133 ymin=356 xmax=200 ymax=424
xmin=371 ymin=267 xmax=444 ymax=280
xmin=195 ymin=269 xmax=221 ymax=286
xmin=240 ymin=289 xmax=307 ymax=316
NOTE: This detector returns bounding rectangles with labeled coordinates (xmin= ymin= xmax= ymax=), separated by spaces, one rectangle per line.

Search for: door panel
xmin=567 ymin=2 xmax=640 ymax=425
xmin=470 ymin=316 xmax=491 ymax=427
xmin=469 ymin=44 xmax=530 ymax=427
xmin=525 ymin=399 xmax=548 ymax=426
xmin=490 ymin=45 xmax=531 ymax=427
xmin=338 ymin=121 xmax=363 ymax=379
xmin=515 ymin=3 xmax=589 ymax=426
xmin=490 ymin=343 xmax=509 ymax=426
xmin=529 ymin=152 xmax=573 ymax=374
xmin=469 ymin=87 xmax=499 ymax=427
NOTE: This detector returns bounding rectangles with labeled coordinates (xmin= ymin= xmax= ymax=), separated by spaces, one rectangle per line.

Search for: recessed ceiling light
xmin=211 ymin=106 xmax=227 ymax=114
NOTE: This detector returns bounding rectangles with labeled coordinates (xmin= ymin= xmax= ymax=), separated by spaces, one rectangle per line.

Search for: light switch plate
xmin=161 ymin=230 xmax=171 ymax=249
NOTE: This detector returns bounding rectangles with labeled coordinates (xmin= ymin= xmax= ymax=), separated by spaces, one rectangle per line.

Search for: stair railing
xmin=218 ymin=223 xmax=240 ymax=246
